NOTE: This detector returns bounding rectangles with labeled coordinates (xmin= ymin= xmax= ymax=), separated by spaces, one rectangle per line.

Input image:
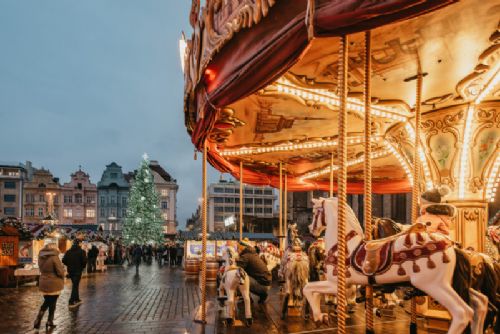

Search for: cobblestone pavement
xmin=0 ymin=263 xmax=216 ymax=334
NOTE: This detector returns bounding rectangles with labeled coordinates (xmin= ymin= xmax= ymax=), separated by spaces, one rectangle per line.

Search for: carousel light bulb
xmin=459 ymin=105 xmax=475 ymax=198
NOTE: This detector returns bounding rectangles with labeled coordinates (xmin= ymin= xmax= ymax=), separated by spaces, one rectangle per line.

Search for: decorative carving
xmin=421 ymin=105 xmax=465 ymax=190
xmin=200 ymin=0 xmax=278 ymax=76
xmin=208 ymin=108 xmax=246 ymax=144
xmin=455 ymin=27 xmax=500 ymax=101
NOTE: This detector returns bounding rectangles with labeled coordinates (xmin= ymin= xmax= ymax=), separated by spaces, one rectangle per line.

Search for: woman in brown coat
xmin=34 ymin=243 xmax=65 ymax=330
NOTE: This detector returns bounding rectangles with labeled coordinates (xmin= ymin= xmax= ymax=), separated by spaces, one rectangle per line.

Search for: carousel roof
xmin=183 ymin=0 xmax=499 ymax=193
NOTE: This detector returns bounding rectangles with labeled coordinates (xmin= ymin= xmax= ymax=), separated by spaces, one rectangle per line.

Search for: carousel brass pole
xmin=410 ymin=66 xmax=423 ymax=334
xmin=284 ymin=170 xmax=288 ymax=244
xmin=337 ymin=34 xmax=349 ymax=334
xmin=239 ymin=161 xmax=244 ymax=241
xmin=200 ymin=141 xmax=208 ymax=323
xmin=329 ymin=152 xmax=334 ymax=197
xmin=363 ymin=30 xmax=375 ymax=334
xmin=279 ymin=162 xmax=283 ymax=250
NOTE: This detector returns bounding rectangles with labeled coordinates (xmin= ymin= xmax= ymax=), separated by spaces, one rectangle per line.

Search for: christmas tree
xmin=123 ymin=154 xmax=164 ymax=245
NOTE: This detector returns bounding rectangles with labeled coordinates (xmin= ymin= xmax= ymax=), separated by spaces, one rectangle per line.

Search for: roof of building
xmin=149 ymin=160 xmax=175 ymax=183
xmin=0 ymin=161 xmax=25 ymax=169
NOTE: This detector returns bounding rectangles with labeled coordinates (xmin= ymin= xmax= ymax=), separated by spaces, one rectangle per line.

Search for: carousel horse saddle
xmin=365 ymin=223 xmax=426 ymax=251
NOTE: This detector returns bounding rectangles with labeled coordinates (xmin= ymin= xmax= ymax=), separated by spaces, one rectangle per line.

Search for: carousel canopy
xmin=183 ymin=0 xmax=499 ymax=195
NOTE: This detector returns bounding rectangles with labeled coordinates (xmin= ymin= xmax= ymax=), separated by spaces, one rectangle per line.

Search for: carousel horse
xmin=280 ymin=224 xmax=310 ymax=319
xmin=302 ymin=197 xmax=492 ymax=334
xmin=218 ymin=247 xmax=252 ymax=327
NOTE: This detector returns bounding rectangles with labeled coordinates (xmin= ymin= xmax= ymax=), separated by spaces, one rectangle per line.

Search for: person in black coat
xmin=237 ymin=241 xmax=272 ymax=303
xmin=132 ymin=245 xmax=143 ymax=274
xmin=87 ymin=245 xmax=99 ymax=273
xmin=62 ymin=240 xmax=87 ymax=307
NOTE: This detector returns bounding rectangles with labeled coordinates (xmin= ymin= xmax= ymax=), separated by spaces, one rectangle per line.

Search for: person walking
xmin=169 ymin=243 xmax=176 ymax=266
xmin=62 ymin=240 xmax=87 ymax=308
xmin=132 ymin=245 xmax=143 ymax=274
xmin=87 ymin=244 xmax=98 ymax=273
xmin=34 ymin=243 xmax=65 ymax=330
xmin=176 ymin=243 xmax=184 ymax=267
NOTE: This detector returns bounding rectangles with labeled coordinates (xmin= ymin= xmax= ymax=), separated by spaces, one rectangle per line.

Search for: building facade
xmin=23 ymin=167 xmax=62 ymax=224
xmin=0 ymin=162 xmax=28 ymax=220
xmin=208 ymin=180 xmax=277 ymax=232
xmin=60 ymin=168 xmax=97 ymax=225
xmin=97 ymin=162 xmax=129 ymax=234
xmin=149 ymin=160 xmax=178 ymax=235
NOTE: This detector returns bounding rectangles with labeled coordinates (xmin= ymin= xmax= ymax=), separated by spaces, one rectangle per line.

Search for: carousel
xmin=182 ymin=0 xmax=499 ymax=333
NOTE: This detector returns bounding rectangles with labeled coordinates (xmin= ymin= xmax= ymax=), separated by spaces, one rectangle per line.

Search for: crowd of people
xmin=33 ymin=238 xmax=186 ymax=331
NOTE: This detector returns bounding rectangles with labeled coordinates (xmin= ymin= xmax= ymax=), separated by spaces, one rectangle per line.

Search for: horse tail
xmin=452 ymin=248 xmax=471 ymax=306
xmin=290 ymin=260 xmax=309 ymax=303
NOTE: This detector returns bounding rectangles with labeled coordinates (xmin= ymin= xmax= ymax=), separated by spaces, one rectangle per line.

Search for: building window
xmin=161 ymin=189 xmax=168 ymax=197
xmin=255 ymin=207 xmax=263 ymax=214
xmin=86 ymin=196 xmax=94 ymax=204
xmin=254 ymin=198 xmax=263 ymax=205
xmin=4 ymin=181 xmax=16 ymax=189
xmin=214 ymin=197 xmax=224 ymax=203
xmin=100 ymin=208 xmax=105 ymax=218
xmin=264 ymin=208 xmax=272 ymax=214
xmin=264 ymin=199 xmax=273 ymax=205
xmin=4 ymin=207 xmax=15 ymax=216
xmin=117 ymin=209 xmax=121 ymax=218
xmin=245 ymin=207 xmax=253 ymax=214
xmin=100 ymin=196 xmax=105 ymax=205
xmin=244 ymin=198 xmax=253 ymax=204
xmin=86 ymin=209 xmax=95 ymax=218
xmin=110 ymin=209 xmax=116 ymax=217
xmin=224 ymin=197 xmax=234 ymax=203
xmin=25 ymin=207 xmax=34 ymax=216
xmin=264 ymin=189 xmax=273 ymax=195
xmin=110 ymin=196 xmax=115 ymax=205
xmin=75 ymin=209 xmax=82 ymax=217
xmin=64 ymin=209 xmax=72 ymax=218
xmin=244 ymin=189 xmax=253 ymax=195
xmin=215 ymin=206 xmax=224 ymax=212
xmin=54 ymin=195 xmax=59 ymax=204
xmin=39 ymin=194 xmax=45 ymax=202
xmin=224 ymin=188 xmax=235 ymax=193
xmin=161 ymin=201 xmax=168 ymax=209
xmin=75 ymin=194 xmax=82 ymax=203
xmin=214 ymin=187 xmax=223 ymax=193
xmin=122 ymin=209 xmax=127 ymax=217
xmin=38 ymin=208 xmax=44 ymax=217
xmin=215 ymin=215 xmax=223 ymax=222
xmin=64 ymin=195 xmax=72 ymax=203
xmin=254 ymin=189 xmax=263 ymax=195
xmin=3 ymin=194 xmax=15 ymax=202
xmin=122 ymin=197 xmax=127 ymax=206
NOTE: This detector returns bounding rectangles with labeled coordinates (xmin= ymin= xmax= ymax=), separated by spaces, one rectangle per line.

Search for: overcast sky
xmin=0 ymin=1 xmax=221 ymax=228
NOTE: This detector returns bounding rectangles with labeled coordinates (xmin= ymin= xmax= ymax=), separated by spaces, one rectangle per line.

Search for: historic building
xmin=97 ymin=162 xmax=129 ymax=234
xmin=126 ymin=160 xmax=179 ymax=235
xmin=23 ymin=167 xmax=62 ymax=224
xmin=60 ymin=168 xmax=97 ymax=225
xmin=208 ymin=179 xmax=277 ymax=232
xmin=0 ymin=162 xmax=29 ymax=219
xmin=149 ymin=160 xmax=178 ymax=235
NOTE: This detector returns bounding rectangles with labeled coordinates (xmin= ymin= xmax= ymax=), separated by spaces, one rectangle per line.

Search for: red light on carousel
xmin=204 ymin=68 xmax=216 ymax=83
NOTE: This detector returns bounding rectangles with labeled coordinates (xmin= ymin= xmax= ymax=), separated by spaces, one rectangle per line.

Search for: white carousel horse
xmin=218 ymin=247 xmax=252 ymax=326
xmin=302 ymin=197 xmax=490 ymax=334
xmin=279 ymin=224 xmax=310 ymax=319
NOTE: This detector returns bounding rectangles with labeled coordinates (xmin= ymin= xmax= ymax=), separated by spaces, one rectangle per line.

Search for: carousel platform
xmin=216 ymin=284 xmax=426 ymax=334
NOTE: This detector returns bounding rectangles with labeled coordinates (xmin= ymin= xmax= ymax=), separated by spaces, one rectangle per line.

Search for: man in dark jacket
xmin=62 ymin=240 xmax=87 ymax=307
xmin=87 ymin=245 xmax=99 ymax=273
xmin=236 ymin=240 xmax=272 ymax=303
xmin=132 ymin=245 xmax=143 ymax=274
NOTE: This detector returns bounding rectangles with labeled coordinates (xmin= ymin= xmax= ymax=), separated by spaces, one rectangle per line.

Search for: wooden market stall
xmin=182 ymin=0 xmax=499 ymax=331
